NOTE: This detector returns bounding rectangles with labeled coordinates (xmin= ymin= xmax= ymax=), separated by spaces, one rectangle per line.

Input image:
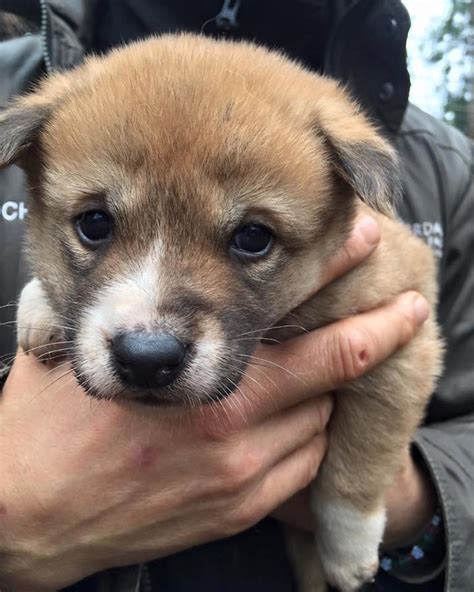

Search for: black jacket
xmin=0 ymin=1 xmax=473 ymax=591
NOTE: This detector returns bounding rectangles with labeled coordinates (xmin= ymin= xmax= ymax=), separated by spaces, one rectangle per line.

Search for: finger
xmin=247 ymin=393 xmax=333 ymax=472
xmin=318 ymin=214 xmax=380 ymax=288
xmin=229 ymin=291 xmax=429 ymax=423
xmin=203 ymin=393 xmax=333 ymax=468
xmin=236 ymin=435 xmax=327 ymax=530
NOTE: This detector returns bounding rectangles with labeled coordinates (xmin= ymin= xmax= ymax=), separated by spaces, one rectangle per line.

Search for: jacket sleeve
xmin=413 ymin=139 xmax=474 ymax=591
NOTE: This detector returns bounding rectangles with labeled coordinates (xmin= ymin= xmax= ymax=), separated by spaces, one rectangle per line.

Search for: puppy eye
xmin=76 ymin=210 xmax=113 ymax=245
xmin=231 ymin=224 xmax=273 ymax=257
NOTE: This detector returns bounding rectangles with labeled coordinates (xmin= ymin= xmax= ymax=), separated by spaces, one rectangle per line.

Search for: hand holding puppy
xmin=0 ymin=217 xmax=428 ymax=591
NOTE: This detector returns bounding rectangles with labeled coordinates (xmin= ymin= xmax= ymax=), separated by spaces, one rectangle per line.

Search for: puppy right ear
xmin=0 ymin=68 xmax=76 ymax=168
xmin=0 ymin=102 xmax=53 ymax=168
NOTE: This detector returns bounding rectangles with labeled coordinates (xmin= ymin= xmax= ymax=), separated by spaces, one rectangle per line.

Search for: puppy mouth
xmin=72 ymin=367 xmax=187 ymax=406
xmin=73 ymin=374 xmax=244 ymax=407
xmin=71 ymin=344 xmax=251 ymax=407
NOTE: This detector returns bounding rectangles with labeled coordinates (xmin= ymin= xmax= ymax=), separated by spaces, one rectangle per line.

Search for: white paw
xmin=322 ymin=559 xmax=378 ymax=592
xmin=17 ymin=278 xmax=65 ymax=361
xmin=312 ymin=496 xmax=385 ymax=591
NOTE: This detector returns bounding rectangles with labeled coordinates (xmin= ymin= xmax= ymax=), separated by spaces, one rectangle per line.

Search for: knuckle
xmin=198 ymin=409 xmax=239 ymax=443
xmin=333 ymin=329 xmax=373 ymax=382
xmin=342 ymin=237 xmax=362 ymax=266
xmin=315 ymin=394 xmax=334 ymax=429
xmin=217 ymin=446 xmax=262 ymax=493
xmin=398 ymin=307 xmax=417 ymax=345
xmin=298 ymin=440 xmax=325 ymax=489
xmin=335 ymin=244 xmax=353 ymax=272
xmin=225 ymin=499 xmax=265 ymax=535
xmin=321 ymin=246 xmax=351 ymax=286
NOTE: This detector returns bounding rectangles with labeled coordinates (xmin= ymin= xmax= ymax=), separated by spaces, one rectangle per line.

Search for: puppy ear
xmin=313 ymin=82 xmax=402 ymax=216
xmin=0 ymin=69 xmax=75 ymax=169
xmin=0 ymin=102 xmax=53 ymax=168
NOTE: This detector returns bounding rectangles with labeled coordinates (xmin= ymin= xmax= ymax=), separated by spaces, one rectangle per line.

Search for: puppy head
xmin=0 ymin=35 xmax=401 ymax=404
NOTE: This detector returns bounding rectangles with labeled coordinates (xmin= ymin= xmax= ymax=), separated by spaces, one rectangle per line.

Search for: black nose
xmin=111 ymin=331 xmax=187 ymax=388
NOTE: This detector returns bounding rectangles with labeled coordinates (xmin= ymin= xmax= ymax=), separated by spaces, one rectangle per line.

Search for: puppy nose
xmin=111 ymin=332 xmax=187 ymax=388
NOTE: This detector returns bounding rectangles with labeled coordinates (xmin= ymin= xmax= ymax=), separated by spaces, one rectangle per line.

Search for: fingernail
xmin=413 ymin=296 xmax=430 ymax=324
xmin=356 ymin=215 xmax=380 ymax=246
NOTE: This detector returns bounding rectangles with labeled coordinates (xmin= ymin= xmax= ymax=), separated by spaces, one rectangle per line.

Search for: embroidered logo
xmin=1 ymin=200 xmax=28 ymax=222
xmin=410 ymin=221 xmax=444 ymax=258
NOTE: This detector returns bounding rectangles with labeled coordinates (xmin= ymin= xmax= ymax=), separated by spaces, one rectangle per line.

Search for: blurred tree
xmin=425 ymin=0 xmax=474 ymax=136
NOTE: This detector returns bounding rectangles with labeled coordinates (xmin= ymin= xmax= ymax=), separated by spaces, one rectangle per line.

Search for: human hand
xmin=1 ymin=349 xmax=330 ymax=592
xmin=0 ymin=215 xmax=428 ymax=591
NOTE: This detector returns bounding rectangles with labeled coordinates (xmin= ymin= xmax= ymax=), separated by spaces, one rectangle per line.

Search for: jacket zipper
xmin=39 ymin=0 xmax=53 ymax=73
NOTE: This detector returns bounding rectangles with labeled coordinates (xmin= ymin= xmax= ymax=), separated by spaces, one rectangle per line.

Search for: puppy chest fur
xmin=0 ymin=35 xmax=443 ymax=592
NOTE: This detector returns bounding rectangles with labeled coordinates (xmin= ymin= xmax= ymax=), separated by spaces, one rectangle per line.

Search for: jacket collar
xmin=38 ymin=0 xmax=410 ymax=136
xmin=40 ymin=0 xmax=93 ymax=72
xmin=324 ymin=0 xmax=411 ymax=137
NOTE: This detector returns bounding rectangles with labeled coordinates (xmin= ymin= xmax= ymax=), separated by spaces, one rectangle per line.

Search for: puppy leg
xmin=312 ymin=324 xmax=441 ymax=591
xmin=286 ymin=527 xmax=327 ymax=592
xmin=312 ymin=493 xmax=385 ymax=591
xmin=17 ymin=278 xmax=65 ymax=361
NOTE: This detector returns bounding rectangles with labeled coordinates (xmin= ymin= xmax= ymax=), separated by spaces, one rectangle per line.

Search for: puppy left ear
xmin=321 ymin=129 xmax=401 ymax=217
xmin=312 ymin=80 xmax=402 ymax=216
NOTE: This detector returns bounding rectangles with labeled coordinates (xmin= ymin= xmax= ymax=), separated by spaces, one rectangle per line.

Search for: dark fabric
xmin=1 ymin=2 xmax=473 ymax=591
xmin=147 ymin=520 xmax=297 ymax=592
xmin=0 ymin=1 xmax=41 ymax=24
xmin=94 ymin=0 xmax=329 ymax=73
xmin=324 ymin=0 xmax=411 ymax=138
xmin=369 ymin=570 xmax=444 ymax=591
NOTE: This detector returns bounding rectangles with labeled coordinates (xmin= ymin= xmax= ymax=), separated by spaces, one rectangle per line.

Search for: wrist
xmin=380 ymin=506 xmax=445 ymax=584
xmin=383 ymin=452 xmax=437 ymax=549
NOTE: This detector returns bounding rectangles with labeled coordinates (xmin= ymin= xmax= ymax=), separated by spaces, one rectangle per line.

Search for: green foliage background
xmin=425 ymin=0 xmax=473 ymax=136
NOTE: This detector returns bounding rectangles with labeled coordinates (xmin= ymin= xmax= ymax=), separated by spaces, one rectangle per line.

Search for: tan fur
xmin=0 ymin=35 xmax=443 ymax=591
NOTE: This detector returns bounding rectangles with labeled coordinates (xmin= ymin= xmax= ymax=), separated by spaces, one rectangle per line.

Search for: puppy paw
xmin=323 ymin=559 xmax=378 ymax=592
xmin=17 ymin=278 xmax=65 ymax=362
xmin=313 ymin=496 xmax=385 ymax=592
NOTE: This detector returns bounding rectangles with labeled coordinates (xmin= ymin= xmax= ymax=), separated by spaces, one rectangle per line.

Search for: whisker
xmin=223 ymin=379 xmax=255 ymax=424
xmin=36 ymin=349 xmax=74 ymax=364
xmin=230 ymin=364 xmax=272 ymax=398
xmin=240 ymin=361 xmax=278 ymax=390
xmin=24 ymin=364 xmax=74 ymax=405
xmin=0 ymin=301 xmax=19 ymax=311
xmin=17 ymin=341 xmax=73 ymax=355
xmin=0 ymin=342 xmax=74 ymax=366
xmin=0 ymin=321 xmax=74 ymax=332
xmin=234 ymin=353 xmax=307 ymax=385
xmin=230 ymin=336 xmax=281 ymax=345
xmin=233 ymin=323 xmax=309 ymax=338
